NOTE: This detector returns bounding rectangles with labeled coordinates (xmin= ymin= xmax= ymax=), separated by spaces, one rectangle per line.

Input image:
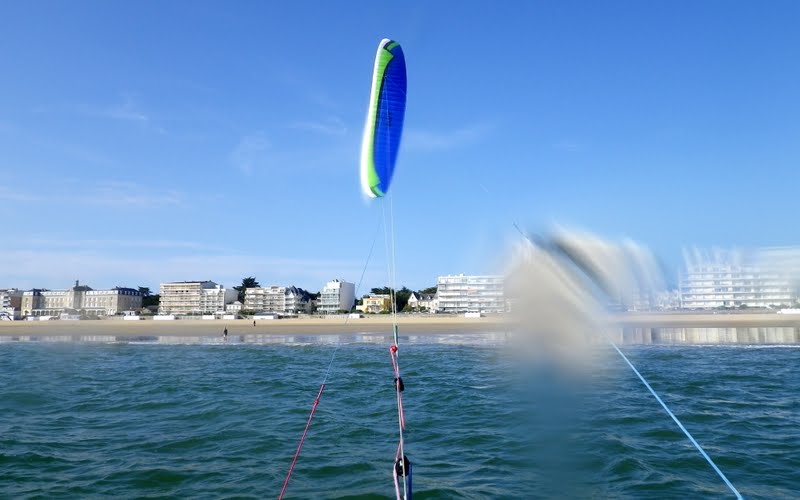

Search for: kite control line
xmin=608 ymin=339 xmax=743 ymax=499
xmin=280 ymin=36 xmax=410 ymax=500
xmin=503 ymin=219 xmax=743 ymax=498
xmin=278 ymin=382 xmax=326 ymax=500
xmin=390 ymin=342 xmax=411 ymax=500
xmin=366 ymin=36 xmax=412 ymax=499
xmin=278 ymin=215 xmax=382 ymax=499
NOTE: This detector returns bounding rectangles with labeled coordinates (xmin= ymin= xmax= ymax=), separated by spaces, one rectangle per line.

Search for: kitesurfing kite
xmin=361 ymin=38 xmax=411 ymax=500
xmin=360 ymin=38 xmax=407 ymax=199
xmin=359 ymin=38 xmax=412 ymax=500
xmin=280 ymin=38 xmax=410 ymax=500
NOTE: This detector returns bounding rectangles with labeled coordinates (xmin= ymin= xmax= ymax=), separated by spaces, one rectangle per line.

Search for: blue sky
xmin=2 ymin=1 xmax=799 ymax=293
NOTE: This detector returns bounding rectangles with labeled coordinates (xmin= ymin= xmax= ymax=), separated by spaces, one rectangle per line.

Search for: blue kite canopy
xmin=360 ymin=39 xmax=407 ymax=198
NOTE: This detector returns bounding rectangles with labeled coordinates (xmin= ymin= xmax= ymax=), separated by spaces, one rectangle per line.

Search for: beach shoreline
xmin=2 ymin=312 xmax=800 ymax=339
xmin=0 ymin=315 xmax=508 ymax=337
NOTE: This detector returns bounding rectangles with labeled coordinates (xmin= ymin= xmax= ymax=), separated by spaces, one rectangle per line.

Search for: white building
xmin=654 ymin=289 xmax=682 ymax=311
xmin=20 ymin=281 xmax=142 ymax=317
xmin=437 ymin=274 xmax=504 ymax=313
xmin=1 ymin=288 xmax=23 ymax=319
xmin=284 ymin=287 xmax=308 ymax=314
xmin=244 ymin=286 xmax=308 ymax=314
xmin=318 ymin=279 xmax=355 ymax=314
xmin=159 ymin=281 xmax=238 ymax=315
xmin=407 ymin=292 xmax=438 ymax=312
xmin=679 ymin=247 xmax=799 ymax=309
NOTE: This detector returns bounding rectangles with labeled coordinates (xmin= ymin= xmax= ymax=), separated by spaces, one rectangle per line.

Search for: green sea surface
xmin=1 ymin=336 xmax=798 ymax=498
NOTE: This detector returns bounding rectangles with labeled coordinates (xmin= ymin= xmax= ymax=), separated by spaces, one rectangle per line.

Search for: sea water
xmin=1 ymin=337 xmax=799 ymax=498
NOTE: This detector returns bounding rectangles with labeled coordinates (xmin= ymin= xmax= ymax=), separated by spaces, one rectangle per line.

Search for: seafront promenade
xmin=2 ymin=312 xmax=800 ymax=343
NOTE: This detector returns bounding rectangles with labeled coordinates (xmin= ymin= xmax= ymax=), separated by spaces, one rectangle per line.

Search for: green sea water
xmin=1 ymin=336 xmax=799 ymax=498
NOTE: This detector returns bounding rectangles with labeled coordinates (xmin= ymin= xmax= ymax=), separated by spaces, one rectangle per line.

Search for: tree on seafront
xmin=234 ymin=276 xmax=260 ymax=302
xmin=395 ymin=287 xmax=413 ymax=311
xmin=138 ymin=287 xmax=160 ymax=308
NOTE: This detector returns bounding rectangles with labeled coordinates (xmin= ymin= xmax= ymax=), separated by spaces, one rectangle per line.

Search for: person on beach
xmin=223 ymin=327 xmax=228 ymax=341
xmin=253 ymin=320 xmax=256 ymax=327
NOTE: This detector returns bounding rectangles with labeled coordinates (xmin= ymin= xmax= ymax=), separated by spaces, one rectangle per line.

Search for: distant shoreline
xmin=2 ymin=312 xmax=800 ymax=340
xmin=0 ymin=315 xmax=508 ymax=337
xmin=610 ymin=311 xmax=800 ymax=328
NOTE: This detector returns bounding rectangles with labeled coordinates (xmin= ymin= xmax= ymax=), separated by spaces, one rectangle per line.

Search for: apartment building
xmin=436 ymin=274 xmax=504 ymax=313
xmin=20 ymin=281 xmax=142 ymax=317
xmin=679 ymin=247 xmax=798 ymax=309
xmin=0 ymin=289 xmax=23 ymax=319
xmin=244 ymin=286 xmax=308 ymax=314
xmin=159 ymin=281 xmax=237 ymax=315
xmin=318 ymin=279 xmax=355 ymax=314
xmin=654 ymin=289 xmax=681 ymax=311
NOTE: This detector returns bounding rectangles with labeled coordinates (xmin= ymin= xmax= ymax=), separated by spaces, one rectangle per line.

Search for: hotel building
xmin=436 ymin=274 xmax=504 ymax=313
xmin=158 ymin=281 xmax=237 ymax=315
xmin=20 ymin=281 xmax=142 ymax=317
xmin=679 ymin=247 xmax=799 ymax=309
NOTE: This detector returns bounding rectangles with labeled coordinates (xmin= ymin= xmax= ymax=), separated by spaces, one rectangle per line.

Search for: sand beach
xmin=3 ymin=312 xmax=800 ymax=341
xmin=0 ymin=314 xmax=508 ymax=338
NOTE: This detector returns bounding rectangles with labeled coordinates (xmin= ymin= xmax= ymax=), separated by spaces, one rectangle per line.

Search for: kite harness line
xmin=278 ymin=217 xmax=382 ymax=500
xmin=384 ymin=196 xmax=412 ymax=500
xmin=360 ymin=37 xmax=410 ymax=499
xmin=282 ymin=36 xmax=412 ymax=500
xmin=277 ymin=360 xmax=332 ymax=500
xmin=390 ymin=339 xmax=412 ymax=500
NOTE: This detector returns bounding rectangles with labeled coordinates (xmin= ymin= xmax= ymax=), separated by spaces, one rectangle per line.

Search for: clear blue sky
xmin=2 ymin=1 xmax=799 ymax=293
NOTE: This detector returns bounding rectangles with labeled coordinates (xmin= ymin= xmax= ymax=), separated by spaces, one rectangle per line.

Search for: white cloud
xmin=230 ymin=132 xmax=270 ymax=175
xmin=403 ymin=123 xmax=494 ymax=152
xmin=277 ymin=71 xmax=339 ymax=110
xmin=99 ymin=92 xmax=147 ymax=122
xmin=58 ymin=143 xmax=117 ymax=167
xmin=0 ymin=186 xmax=43 ymax=202
xmin=553 ymin=141 xmax=583 ymax=152
xmin=28 ymin=238 xmax=223 ymax=252
xmin=90 ymin=181 xmax=183 ymax=207
xmin=20 ymin=238 xmax=228 ymax=251
xmin=69 ymin=93 xmax=166 ymax=134
xmin=0 ymin=181 xmax=184 ymax=208
xmin=290 ymin=116 xmax=348 ymax=136
xmin=104 ymin=104 xmax=148 ymax=123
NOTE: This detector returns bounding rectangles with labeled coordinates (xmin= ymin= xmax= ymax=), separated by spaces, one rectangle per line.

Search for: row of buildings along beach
xmin=0 ymin=274 xmax=505 ymax=320
xmin=3 ymin=246 xmax=800 ymax=320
